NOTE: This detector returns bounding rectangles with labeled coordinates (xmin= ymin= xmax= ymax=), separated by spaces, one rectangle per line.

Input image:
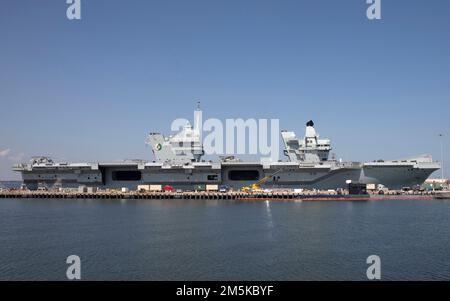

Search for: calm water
xmin=0 ymin=197 xmax=449 ymax=280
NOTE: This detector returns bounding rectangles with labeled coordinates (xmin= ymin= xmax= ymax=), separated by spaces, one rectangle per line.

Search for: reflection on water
xmin=0 ymin=198 xmax=449 ymax=280
xmin=265 ymin=200 xmax=274 ymax=231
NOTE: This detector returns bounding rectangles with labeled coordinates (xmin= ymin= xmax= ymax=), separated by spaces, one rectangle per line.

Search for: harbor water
xmin=0 ymin=197 xmax=449 ymax=280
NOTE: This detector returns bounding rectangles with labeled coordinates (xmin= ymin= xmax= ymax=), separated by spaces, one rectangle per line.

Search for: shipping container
xmin=150 ymin=185 xmax=162 ymax=192
xmin=137 ymin=185 xmax=150 ymax=191
xmin=87 ymin=187 xmax=97 ymax=193
xmin=206 ymin=184 xmax=219 ymax=191
xmin=366 ymin=184 xmax=376 ymax=190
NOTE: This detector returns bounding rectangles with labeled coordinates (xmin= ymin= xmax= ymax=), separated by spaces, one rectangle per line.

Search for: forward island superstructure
xmin=13 ymin=108 xmax=440 ymax=191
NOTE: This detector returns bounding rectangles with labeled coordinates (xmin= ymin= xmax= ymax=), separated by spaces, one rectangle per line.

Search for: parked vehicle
xmin=219 ymin=185 xmax=229 ymax=193
xmin=164 ymin=185 xmax=176 ymax=192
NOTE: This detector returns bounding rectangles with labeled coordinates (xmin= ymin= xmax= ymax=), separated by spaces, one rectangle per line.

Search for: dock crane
xmin=241 ymin=169 xmax=283 ymax=192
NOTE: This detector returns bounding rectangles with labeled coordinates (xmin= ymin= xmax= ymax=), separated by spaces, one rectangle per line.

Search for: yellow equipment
xmin=241 ymin=169 xmax=283 ymax=192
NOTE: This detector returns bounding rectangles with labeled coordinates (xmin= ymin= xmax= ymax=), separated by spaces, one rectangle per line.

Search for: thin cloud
xmin=0 ymin=149 xmax=26 ymax=162
xmin=0 ymin=149 xmax=11 ymax=157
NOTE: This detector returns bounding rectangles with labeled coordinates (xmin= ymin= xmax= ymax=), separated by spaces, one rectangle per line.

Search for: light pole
xmin=439 ymin=134 xmax=444 ymax=180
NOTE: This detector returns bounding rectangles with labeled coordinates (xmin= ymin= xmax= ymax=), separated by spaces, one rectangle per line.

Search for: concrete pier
xmin=0 ymin=189 xmax=439 ymax=201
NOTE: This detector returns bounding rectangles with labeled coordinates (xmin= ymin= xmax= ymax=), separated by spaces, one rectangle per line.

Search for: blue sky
xmin=0 ymin=0 xmax=449 ymax=180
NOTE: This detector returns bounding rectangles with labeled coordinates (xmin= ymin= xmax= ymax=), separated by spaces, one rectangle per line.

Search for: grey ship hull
xmin=14 ymin=160 xmax=439 ymax=191
xmin=14 ymin=109 xmax=440 ymax=191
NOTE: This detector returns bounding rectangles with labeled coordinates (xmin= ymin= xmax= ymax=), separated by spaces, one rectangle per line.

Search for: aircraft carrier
xmin=13 ymin=108 xmax=440 ymax=191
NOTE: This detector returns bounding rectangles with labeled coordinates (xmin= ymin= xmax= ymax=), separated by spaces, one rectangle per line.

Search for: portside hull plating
xmin=17 ymin=162 xmax=439 ymax=191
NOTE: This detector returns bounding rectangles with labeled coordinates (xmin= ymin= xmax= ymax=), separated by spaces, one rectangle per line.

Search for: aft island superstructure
xmin=13 ymin=108 xmax=440 ymax=191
